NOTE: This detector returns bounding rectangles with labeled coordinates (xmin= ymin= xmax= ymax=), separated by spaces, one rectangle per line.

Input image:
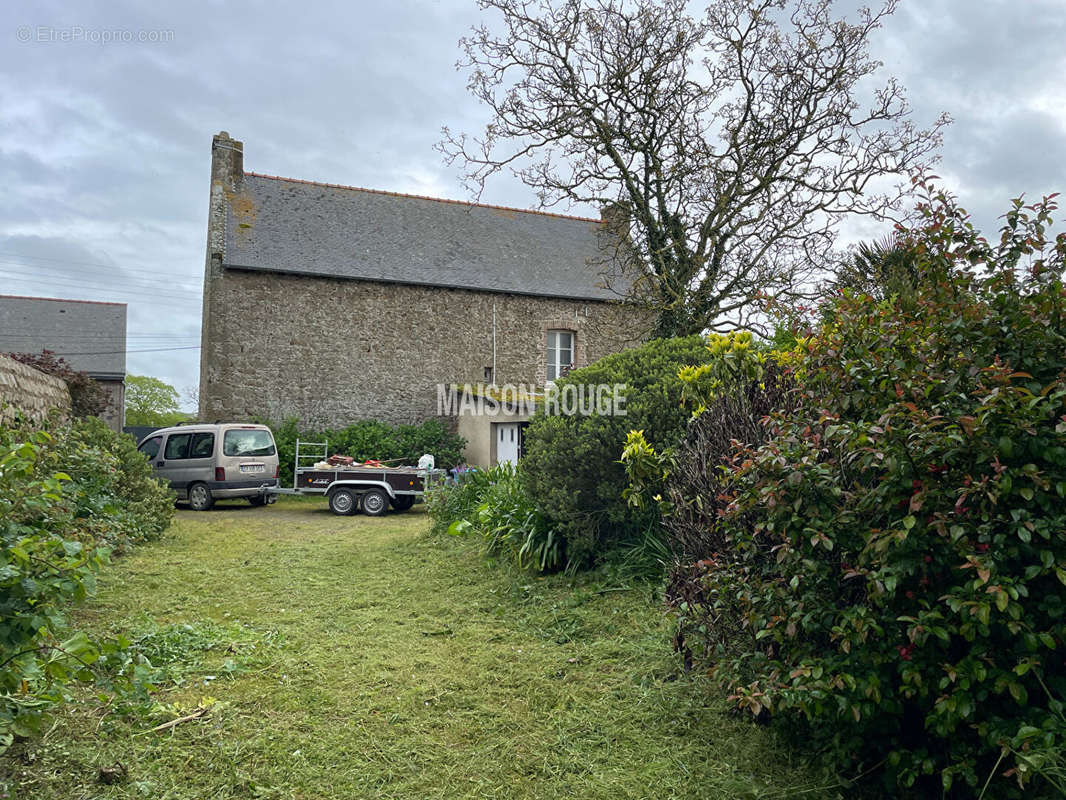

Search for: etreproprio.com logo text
xmin=16 ymin=25 xmax=175 ymax=44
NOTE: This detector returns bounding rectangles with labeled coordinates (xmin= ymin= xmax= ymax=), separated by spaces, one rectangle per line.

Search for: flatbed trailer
xmin=268 ymin=439 xmax=443 ymax=516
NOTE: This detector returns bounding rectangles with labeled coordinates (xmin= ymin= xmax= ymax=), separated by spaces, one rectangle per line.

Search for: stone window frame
xmin=545 ymin=329 xmax=574 ymax=383
xmin=538 ymin=320 xmax=584 ymax=386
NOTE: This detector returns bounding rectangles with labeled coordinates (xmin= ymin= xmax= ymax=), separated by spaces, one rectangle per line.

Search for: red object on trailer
xmin=327 ymin=454 xmax=355 ymax=466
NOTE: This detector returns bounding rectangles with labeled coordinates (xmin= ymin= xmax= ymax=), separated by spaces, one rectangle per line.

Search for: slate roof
xmin=0 ymin=295 xmax=127 ymax=379
xmin=222 ymin=173 xmax=625 ymax=301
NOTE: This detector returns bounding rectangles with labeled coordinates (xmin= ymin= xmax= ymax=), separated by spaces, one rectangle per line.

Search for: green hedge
xmin=0 ymin=416 xmax=174 ymax=748
xmin=520 ymin=335 xmax=712 ymax=569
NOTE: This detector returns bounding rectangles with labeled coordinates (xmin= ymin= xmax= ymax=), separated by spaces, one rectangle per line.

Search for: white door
xmin=496 ymin=423 xmax=520 ymax=465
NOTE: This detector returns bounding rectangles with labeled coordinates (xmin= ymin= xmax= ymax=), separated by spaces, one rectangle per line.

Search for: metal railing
xmin=292 ymin=439 xmax=328 ymax=490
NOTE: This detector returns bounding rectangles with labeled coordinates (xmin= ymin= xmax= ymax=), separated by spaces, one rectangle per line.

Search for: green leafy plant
xmin=0 ymin=430 xmax=106 ymax=747
xmin=43 ymin=416 xmax=175 ymax=550
xmin=0 ymin=418 xmax=175 ymax=749
xmin=521 ymin=335 xmax=713 ymax=569
xmin=623 ymin=356 xmax=792 ymax=562
xmin=430 ymin=464 xmax=562 ymax=572
xmin=663 ymin=183 xmax=1066 ymax=796
xmin=479 ymin=463 xmax=563 ymax=572
xmin=425 ymin=467 xmax=494 ymax=537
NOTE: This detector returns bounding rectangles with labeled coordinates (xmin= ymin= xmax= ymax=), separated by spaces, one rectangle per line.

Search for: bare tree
xmin=440 ymin=0 xmax=948 ymax=336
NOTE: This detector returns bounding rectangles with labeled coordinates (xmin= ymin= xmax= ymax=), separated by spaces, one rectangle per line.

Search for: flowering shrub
xmin=662 ymin=186 xmax=1066 ymax=796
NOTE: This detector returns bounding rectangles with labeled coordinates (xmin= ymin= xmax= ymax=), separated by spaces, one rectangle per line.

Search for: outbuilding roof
xmin=222 ymin=173 xmax=626 ymax=301
xmin=0 ymin=294 xmax=127 ymax=379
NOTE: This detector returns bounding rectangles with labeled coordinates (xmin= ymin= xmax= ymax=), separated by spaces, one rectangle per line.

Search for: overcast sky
xmin=1 ymin=0 xmax=1064 ymax=407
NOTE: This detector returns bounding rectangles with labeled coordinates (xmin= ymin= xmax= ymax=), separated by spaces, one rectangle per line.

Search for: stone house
xmin=0 ymin=294 xmax=126 ymax=431
xmin=199 ymin=132 xmax=648 ymax=466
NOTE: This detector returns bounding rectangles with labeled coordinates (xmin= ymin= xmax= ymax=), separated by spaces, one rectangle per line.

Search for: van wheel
xmin=329 ymin=489 xmax=358 ymax=516
xmin=391 ymin=495 xmax=415 ymax=512
xmin=362 ymin=489 xmax=389 ymax=517
xmin=188 ymin=482 xmax=214 ymax=511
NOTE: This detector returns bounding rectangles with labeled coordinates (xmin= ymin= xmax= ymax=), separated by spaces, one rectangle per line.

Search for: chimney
xmin=600 ymin=200 xmax=630 ymax=235
xmin=200 ymin=131 xmax=244 ymax=421
xmin=211 ymin=131 xmax=244 ymax=192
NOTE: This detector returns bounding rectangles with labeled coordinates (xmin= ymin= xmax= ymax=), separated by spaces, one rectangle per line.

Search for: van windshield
xmin=223 ymin=429 xmax=276 ymax=457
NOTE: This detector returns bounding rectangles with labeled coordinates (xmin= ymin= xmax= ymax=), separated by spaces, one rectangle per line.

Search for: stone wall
xmin=95 ymin=379 xmax=125 ymax=432
xmin=198 ymin=131 xmax=243 ymax=422
xmin=200 ymin=269 xmax=650 ymax=427
xmin=0 ymin=354 xmax=71 ymax=426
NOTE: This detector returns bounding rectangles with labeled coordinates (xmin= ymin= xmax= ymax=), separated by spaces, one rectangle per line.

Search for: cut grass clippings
xmin=2 ymin=496 xmax=838 ymax=799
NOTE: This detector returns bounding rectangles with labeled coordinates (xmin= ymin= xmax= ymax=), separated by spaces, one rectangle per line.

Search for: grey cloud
xmin=959 ymin=109 xmax=1066 ymax=190
xmin=878 ymin=0 xmax=1066 ymax=233
xmin=2 ymin=0 xmax=1065 ymax=402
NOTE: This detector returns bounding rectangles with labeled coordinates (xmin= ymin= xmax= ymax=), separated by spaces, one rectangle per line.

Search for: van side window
xmin=189 ymin=433 xmax=215 ymax=459
xmin=138 ymin=436 xmax=162 ymax=460
xmin=164 ymin=433 xmax=191 ymax=460
xmin=223 ymin=429 xmax=276 ymax=457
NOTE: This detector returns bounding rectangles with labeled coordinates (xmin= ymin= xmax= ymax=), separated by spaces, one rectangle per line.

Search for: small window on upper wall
xmin=546 ymin=329 xmax=574 ymax=383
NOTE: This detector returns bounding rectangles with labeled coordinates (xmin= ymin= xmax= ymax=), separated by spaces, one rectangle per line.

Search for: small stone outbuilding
xmin=199 ymin=132 xmax=648 ymax=466
xmin=0 ymin=294 xmax=127 ymax=431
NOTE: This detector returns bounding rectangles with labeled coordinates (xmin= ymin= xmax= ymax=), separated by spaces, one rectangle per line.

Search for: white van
xmin=137 ymin=423 xmax=280 ymax=510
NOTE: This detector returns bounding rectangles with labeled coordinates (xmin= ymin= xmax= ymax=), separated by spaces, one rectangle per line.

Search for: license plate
xmin=240 ymin=464 xmax=266 ymax=473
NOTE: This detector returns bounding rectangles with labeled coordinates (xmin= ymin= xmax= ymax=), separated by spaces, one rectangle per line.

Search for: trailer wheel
xmin=391 ymin=495 xmax=415 ymax=512
xmin=329 ymin=489 xmax=358 ymax=516
xmin=362 ymin=489 xmax=389 ymax=517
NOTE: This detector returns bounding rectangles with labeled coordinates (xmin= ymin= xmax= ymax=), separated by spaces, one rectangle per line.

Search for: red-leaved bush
xmin=667 ymin=183 xmax=1066 ymax=796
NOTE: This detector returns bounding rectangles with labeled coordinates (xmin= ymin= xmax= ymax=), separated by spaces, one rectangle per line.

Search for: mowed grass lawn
xmin=5 ymin=497 xmax=835 ymax=799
